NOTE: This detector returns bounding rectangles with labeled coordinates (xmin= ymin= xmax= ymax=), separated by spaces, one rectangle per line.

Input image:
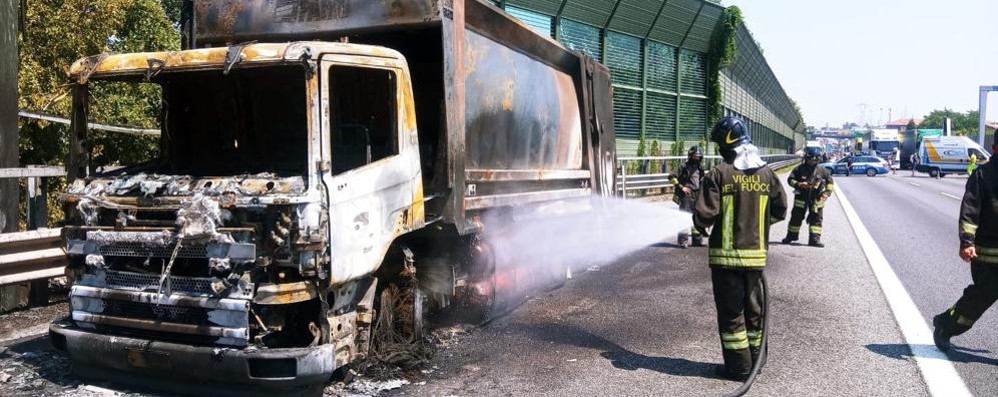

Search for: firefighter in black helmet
xmin=694 ymin=116 xmax=788 ymax=380
xmin=782 ymin=147 xmax=835 ymax=247
xmin=671 ymin=146 xmax=705 ymax=248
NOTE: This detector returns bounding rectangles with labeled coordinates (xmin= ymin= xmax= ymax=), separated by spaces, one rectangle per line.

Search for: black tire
xmin=866 ymin=168 xmax=877 ymax=177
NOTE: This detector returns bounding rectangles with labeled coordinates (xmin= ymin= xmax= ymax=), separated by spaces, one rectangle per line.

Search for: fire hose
xmin=720 ymin=273 xmax=769 ymax=397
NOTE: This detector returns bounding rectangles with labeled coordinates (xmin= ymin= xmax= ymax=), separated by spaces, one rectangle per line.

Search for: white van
xmin=915 ymin=136 xmax=990 ymax=177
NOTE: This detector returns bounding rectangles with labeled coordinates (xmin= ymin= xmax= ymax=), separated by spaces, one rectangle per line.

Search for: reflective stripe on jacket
xmin=960 ymin=161 xmax=998 ymax=252
xmin=694 ymin=162 xmax=788 ymax=269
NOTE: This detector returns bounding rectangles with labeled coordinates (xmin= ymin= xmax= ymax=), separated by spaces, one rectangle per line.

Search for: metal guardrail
xmin=0 ymin=228 xmax=67 ymax=286
xmin=0 ymin=166 xmax=68 ymax=311
xmin=0 ymin=166 xmax=66 ymax=231
xmin=616 ymin=154 xmax=801 ymax=197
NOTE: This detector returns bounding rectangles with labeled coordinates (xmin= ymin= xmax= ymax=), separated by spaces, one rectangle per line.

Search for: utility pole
xmin=981 ymin=86 xmax=997 ymax=149
xmin=0 ymin=1 xmax=19 ymax=233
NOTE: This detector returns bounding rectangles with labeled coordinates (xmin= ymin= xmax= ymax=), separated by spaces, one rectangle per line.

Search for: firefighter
xmin=694 ymin=116 xmax=788 ymax=380
xmin=782 ymin=147 xmax=835 ymax=248
xmin=932 ymin=142 xmax=998 ymax=352
xmin=671 ymin=146 xmax=705 ymax=248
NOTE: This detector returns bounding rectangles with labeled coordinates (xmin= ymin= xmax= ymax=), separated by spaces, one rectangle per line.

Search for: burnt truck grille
xmin=102 ymin=299 xmax=208 ymax=324
xmin=102 ymin=270 xmax=216 ymax=297
xmin=70 ymin=282 xmax=252 ymax=347
xmin=97 ymin=241 xmax=208 ymax=259
xmin=66 ymin=231 xmax=257 ymax=262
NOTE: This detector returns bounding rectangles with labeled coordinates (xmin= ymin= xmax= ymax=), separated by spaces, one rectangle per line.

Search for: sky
xmin=724 ymin=0 xmax=998 ymax=129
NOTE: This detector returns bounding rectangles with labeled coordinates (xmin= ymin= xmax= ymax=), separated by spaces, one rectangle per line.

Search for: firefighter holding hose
xmin=694 ymin=116 xmax=788 ymax=381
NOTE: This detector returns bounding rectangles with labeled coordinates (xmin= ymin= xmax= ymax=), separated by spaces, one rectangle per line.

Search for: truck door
xmin=319 ymin=55 xmax=423 ymax=285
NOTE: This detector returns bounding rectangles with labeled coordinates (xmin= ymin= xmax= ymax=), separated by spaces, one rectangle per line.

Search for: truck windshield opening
xmin=162 ymin=66 xmax=308 ymax=176
xmin=87 ymin=66 xmax=310 ymax=177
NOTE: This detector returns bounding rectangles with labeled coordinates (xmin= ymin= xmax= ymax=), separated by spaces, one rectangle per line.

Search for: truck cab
xmin=52 ymin=41 xmax=423 ymax=391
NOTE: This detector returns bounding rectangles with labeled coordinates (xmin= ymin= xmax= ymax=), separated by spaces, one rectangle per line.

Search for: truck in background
xmin=915 ymin=136 xmax=990 ymax=177
xmin=899 ymin=129 xmax=943 ymax=169
xmin=49 ymin=0 xmax=616 ymax=393
xmin=861 ymin=128 xmax=900 ymax=159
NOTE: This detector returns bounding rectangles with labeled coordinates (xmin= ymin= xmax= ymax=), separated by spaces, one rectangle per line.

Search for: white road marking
xmin=940 ymin=192 xmax=960 ymax=200
xmin=835 ymin=186 xmax=971 ymax=397
xmin=909 ymin=182 xmax=921 ymax=187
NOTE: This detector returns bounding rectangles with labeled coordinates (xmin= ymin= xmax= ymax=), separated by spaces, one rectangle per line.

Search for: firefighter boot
xmin=932 ymin=309 xmax=973 ymax=352
xmin=716 ymin=349 xmax=751 ymax=382
xmin=715 ymin=365 xmax=749 ymax=382
xmin=808 ymin=234 xmax=824 ymax=248
xmin=932 ymin=313 xmax=952 ymax=352
xmin=677 ymin=232 xmax=689 ymax=249
xmin=750 ymin=345 xmax=767 ymax=374
xmin=691 ymin=234 xmax=704 ymax=247
xmin=781 ymin=233 xmax=798 ymax=244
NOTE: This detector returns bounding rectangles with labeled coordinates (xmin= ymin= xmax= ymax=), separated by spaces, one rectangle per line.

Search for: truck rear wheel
xmin=369 ymin=252 xmax=431 ymax=368
xmin=929 ymin=168 xmax=940 ymax=178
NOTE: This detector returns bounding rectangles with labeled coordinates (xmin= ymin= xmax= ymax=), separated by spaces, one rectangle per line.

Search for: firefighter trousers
xmin=788 ymin=194 xmax=824 ymax=238
xmin=937 ymin=261 xmax=998 ymax=337
xmin=711 ymin=268 xmax=765 ymax=376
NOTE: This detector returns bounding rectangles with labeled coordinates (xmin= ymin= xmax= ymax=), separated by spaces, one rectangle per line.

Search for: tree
xmin=18 ymin=0 xmax=180 ymax=227
xmin=920 ymin=109 xmax=979 ymax=136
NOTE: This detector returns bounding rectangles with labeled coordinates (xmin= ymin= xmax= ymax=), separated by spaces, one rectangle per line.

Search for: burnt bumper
xmin=49 ymin=320 xmax=335 ymax=391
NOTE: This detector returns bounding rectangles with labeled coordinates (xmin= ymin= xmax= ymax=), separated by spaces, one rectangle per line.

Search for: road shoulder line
xmin=834 ymin=185 xmax=971 ymax=397
xmin=940 ymin=192 xmax=960 ymax=200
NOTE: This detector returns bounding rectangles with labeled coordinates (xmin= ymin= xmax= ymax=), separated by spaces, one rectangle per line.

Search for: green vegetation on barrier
xmin=706 ymin=6 xmax=743 ymax=123
xmin=649 ymin=140 xmax=663 ymax=174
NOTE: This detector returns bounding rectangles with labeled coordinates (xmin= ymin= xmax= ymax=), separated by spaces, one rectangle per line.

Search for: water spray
xmin=475 ymin=196 xmax=694 ymax=318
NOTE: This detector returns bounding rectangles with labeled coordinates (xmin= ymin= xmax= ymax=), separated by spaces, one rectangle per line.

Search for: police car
xmin=820 ymin=155 xmax=890 ymax=177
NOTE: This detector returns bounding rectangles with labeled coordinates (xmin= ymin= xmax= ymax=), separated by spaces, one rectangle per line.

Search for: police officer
xmin=932 ymin=141 xmax=998 ymax=351
xmin=782 ymin=147 xmax=835 ymax=248
xmin=671 ymin=146 xmax=705 ymax=248
xmin=694 ymin=117 xmax=788 ymax=380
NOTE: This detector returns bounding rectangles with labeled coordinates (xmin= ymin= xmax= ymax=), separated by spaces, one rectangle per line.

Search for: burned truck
xmin=50 ymin=0 xmax=616 ymax=392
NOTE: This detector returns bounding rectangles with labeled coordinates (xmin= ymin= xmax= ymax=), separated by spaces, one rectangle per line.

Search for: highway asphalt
xmin=3 ymin=172 xmax=987 ymax=396
xmin=398 ymin=174 xmax=930 ymax=396
xmin=836 ymin=171 xmax=998 ymax=396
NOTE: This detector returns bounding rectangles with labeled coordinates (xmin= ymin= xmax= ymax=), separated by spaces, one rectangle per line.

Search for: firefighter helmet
xmin=710 ymin=117 xmax=751 ymax=151
xmin=804 ymin=146 xmax=823 ymax=161
xmin=688 ymin=145 xmax=704 ymax=159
